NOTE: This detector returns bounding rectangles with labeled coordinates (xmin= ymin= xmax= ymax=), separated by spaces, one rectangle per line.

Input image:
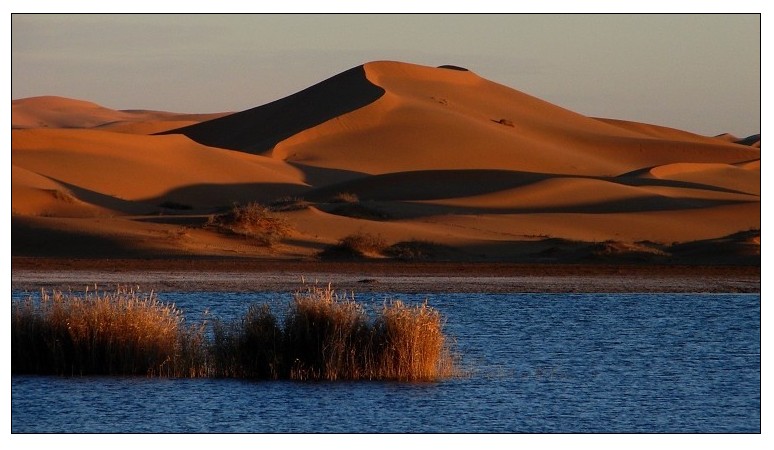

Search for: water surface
xmin=11 ymin=291 xmax=760 ymax=433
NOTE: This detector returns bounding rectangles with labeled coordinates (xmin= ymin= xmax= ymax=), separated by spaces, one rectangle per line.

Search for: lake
xmin=11 ymin=291 xmax=760 ymax=433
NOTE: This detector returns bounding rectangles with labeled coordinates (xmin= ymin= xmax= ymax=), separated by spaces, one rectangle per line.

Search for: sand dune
xmin=96 ymin=120 xmax=208 ymax=135
xmin=11 ymin=165 xmax=112 ymax=218
xmin=12 ymin=129 xmax=308 ymax=211
xmin=645 ymin=162 xmax=760 ymax=195
xmin=11 ymin=61 xmax=760 ymax=263
xmin=271 ymin=63 xmax=757 ymax=178
xmin=12 ymin=95 xmax=228 ymax=132
xmin=12 ymin=96 xmax=135 ymax=129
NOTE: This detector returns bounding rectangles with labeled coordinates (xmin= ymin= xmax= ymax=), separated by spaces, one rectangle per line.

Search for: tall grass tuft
xmin=11 ymin=288 xmax=204 ymax=377
xmin=374 ymin=300 xmax=455 ymax=381
xmin=210 ymin=304 xmax=283 ymax=379
xmin=283 ymin=285 xmax=374 ymax=380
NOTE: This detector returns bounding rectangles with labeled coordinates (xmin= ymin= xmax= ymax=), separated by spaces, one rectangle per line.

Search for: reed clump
xmin=373 ymin=300 xmax=456 ymax=381
xmin=11 ymin=287 xmax=205 ymax=377
xmin=283 ymin=286 xmax=374 ymax=380
xmin=12 ymin=285 xmax=458 ymax=381
xmin=210 ymin=304 xmax=283 ymax=379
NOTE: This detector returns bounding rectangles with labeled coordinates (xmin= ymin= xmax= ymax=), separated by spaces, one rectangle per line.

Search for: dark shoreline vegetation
xmin=11 ymin=285 xmax=458 ymax=381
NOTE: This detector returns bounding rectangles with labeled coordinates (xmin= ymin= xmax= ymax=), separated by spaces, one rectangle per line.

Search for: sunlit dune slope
xmin=12 ymin=129 xmax=308 ymax=211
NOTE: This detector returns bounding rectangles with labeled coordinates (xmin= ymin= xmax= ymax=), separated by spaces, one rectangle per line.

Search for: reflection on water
xmin=11 ymin=292 xmax=760 ymax=433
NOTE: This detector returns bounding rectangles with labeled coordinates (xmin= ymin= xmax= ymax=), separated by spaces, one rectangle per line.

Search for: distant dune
xmin=12 ymin=96 xmax=228 ymax=132
xmin=11 ymin=61 xmax=760 ymax=263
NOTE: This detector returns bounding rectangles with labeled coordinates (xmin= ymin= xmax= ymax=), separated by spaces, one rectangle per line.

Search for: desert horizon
xmin=11 ymin=60 xmax=760 ymax=265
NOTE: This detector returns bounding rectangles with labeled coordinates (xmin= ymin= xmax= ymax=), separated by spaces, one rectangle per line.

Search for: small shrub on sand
xmin=11 ymin=288 xmax=204 ymax=377
xmin=319 ymin=232 xmax=387 ymax=259
xmin=330 ymin=192 xmax=359 ymax=204
xmin=207 ymin=202 xmax=292 ymax=246
xmin=384 ymin=240 xmax=438 ymax=261
xmin=269 ymin=196 xmax=311 ymax=212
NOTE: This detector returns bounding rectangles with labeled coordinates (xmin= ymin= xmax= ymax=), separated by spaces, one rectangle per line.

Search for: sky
xmin=11 ymin=13 xmax=761 ymax=137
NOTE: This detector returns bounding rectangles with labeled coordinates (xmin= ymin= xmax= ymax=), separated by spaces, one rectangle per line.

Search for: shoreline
xmin=11 ymin=258 xmax=760 ymax=294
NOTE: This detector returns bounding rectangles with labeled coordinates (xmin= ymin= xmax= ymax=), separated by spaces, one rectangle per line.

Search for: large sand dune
xmin=11 ymin=61 xmax=760 ymax=263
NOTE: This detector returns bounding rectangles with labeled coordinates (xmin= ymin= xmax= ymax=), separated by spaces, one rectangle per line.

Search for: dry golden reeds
xmin=283 ymin=285 xmax=373 ymax=380
xmin=374 ymin=300 xmax=454 ymax=381
xmin=210 ymin=304 xmax=283 ymax=379
xmin=12 ymin=285 xmax=458 ymax=381
xmin=11 ymin=287 xmax=204 ymax=377
xmin=282 ymin=285 xmax=456 ymax=381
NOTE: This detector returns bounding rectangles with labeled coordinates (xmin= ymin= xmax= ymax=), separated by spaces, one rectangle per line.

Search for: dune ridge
xmin=159 ymin=65 xmax=385 ymax=153
xmin=11 ymin=61 xmax=760 ymax=263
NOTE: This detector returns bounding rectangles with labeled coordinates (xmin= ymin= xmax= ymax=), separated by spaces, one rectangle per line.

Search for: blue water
xmin=11 ymin=291 xmax=760 ymax=433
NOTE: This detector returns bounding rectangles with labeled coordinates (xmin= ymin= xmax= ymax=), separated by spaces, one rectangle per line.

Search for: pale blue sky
xmin=11 ymin=14 xmax=761 ymax=137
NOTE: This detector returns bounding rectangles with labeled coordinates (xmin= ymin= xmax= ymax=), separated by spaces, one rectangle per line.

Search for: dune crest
xmin=160 ymin=65 xmax=385 ymax=153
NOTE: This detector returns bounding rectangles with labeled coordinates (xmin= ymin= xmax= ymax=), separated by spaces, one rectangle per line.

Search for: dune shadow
xmin=288 ymin=162 xmax=369 ymax=188
xmin=44 ymin=178 xmax=157 ymax=215
xmin=142 ymin=182 xmax=311 ymax=211
xmin=615 ymin=169 xmax=759 ymax=195
xmin=11 ymin=217 xmax=158 ymax=257
xmin=305 ymin=169 xmax=549 ymax=202
xmin=366 ymin=197 xmax=755 ymax=220
xmin=158 ymin=65 xmax=385 ymax=154
xmin=40 ymin=179 xmax=311 ymax=215
xmin=304 ymin=168 xmax=755 ymax=207
xmin=447 ymin=231 xmax=760 ymax=265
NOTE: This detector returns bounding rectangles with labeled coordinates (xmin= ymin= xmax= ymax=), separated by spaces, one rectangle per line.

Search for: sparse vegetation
xmin=12 ymin=285 xmax=458 ymax=382
xmin=206 ymin=202 xmax=292 ymax=246
xmin=319 ymin=192 xmax=390 ymax=220
xmin=385 ymin=240 xmax=438 ymax=261
xmin=319 ymin=232 xmax=388 ymax=259
xmin=269 ymin=196 xmax=311 ymax=212
xmin=48 ymin=189 xmax=76 ymax=203
xmin=330 ymin=192 xmax=360 ymax=204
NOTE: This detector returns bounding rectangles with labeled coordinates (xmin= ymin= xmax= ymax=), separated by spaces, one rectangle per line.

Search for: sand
xmin=11 ymin=61 xmax=760 ymax=266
